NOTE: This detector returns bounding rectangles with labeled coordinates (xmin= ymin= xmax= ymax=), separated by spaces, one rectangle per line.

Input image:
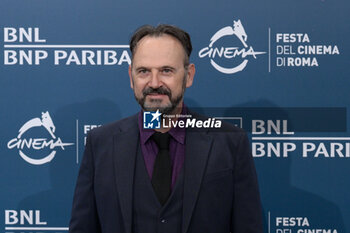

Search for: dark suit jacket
xmin=69 ymin=112 xmax=263 ymax=233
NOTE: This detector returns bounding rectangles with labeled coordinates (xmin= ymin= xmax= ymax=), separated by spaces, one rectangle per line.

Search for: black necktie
xmin=151 ymin=132 xmax=172 ymax=206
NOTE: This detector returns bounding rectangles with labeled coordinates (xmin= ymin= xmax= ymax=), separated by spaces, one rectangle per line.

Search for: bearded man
xmin=69 ymin=24 xmax=263 ymax=233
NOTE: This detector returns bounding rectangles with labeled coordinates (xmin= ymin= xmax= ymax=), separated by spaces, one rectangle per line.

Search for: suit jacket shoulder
xmin=88 ymin=113 xmax=138 ymax=139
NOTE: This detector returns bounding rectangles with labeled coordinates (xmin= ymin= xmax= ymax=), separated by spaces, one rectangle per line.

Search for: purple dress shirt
xmin=138 ymin=106 xmax=187 ymax=189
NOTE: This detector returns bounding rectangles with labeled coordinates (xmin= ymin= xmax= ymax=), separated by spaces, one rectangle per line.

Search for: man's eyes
xmin=136 ymin=68 xmax=174 ymax=75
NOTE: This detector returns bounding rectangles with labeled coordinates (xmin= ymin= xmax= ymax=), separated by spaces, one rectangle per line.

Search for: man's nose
xmin=149 ymin=71 xmax=162 ymax=88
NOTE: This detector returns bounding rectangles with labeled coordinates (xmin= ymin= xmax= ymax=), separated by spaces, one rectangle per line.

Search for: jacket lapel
xmin=182 ymin=129 xmax=213 ymax=233
xmin=113 ymin=117 xmax=139 ymax=233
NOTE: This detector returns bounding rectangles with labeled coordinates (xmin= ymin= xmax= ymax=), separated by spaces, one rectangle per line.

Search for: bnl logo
xmin=143 ymin=110 xmax=161 ymax=129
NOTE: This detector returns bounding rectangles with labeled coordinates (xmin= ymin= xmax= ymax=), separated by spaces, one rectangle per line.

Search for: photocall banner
xmin=1 ymin=0 xmax=349 ymax=232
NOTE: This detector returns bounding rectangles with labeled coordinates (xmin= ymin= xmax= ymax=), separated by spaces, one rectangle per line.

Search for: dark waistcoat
xmin=132 ymin=145 xmax=184 ymax=233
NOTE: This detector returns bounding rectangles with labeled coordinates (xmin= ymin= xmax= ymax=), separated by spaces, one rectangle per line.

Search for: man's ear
xmin=128 ymin=65 xmax=134 ymax=89
xmin=185 ymin=63 xmax=195 ymax=88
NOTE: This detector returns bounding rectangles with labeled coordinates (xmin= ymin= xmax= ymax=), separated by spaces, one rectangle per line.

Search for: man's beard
xmin=133 ymin=77 xmax=186 ymax=115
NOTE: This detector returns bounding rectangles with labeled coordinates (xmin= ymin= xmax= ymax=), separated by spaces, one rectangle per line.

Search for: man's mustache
xmin=143 ymin=87 xmax=171 ymax=97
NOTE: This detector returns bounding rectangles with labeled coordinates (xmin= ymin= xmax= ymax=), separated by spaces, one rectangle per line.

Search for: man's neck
xmin=155 ymin=103 xmax=184 ymax=133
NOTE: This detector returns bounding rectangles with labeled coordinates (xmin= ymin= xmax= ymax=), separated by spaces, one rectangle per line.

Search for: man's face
xmin=129 ymin=34 xmax=195 ymax=114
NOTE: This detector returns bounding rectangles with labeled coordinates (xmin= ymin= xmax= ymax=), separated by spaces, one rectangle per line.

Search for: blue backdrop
xmin=1 ymin=0 xmax=349 ymax=232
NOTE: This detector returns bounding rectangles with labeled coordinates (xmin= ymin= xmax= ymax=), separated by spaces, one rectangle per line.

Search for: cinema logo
xmin=199 ymin=19 xmax=265 ymax=74
xmin=4 ymin=209 xmax=68 ymax=232
xmin=7 ymin=111 xmax=74 ymax=165
xmin=143 ymin=110 xmax=222 ymax=129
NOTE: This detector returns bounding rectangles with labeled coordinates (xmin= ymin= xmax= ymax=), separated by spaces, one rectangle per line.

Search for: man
xmin=69 ymin=24 xmax=263 ymax=233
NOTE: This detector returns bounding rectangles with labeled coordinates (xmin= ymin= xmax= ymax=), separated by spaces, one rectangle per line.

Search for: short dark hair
xmin=129 ymin=24 xmax=192 ymax=66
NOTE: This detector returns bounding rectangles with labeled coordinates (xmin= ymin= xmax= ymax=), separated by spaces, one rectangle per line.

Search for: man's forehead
xmin=135 ymin=34 xmax=182 ymax=50
xmin=132 ymin=35 xmax=186 ymax=63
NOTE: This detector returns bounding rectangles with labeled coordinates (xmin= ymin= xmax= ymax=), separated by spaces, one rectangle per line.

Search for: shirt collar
xmin=138 ymin=104 xmax=187 ymax=145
